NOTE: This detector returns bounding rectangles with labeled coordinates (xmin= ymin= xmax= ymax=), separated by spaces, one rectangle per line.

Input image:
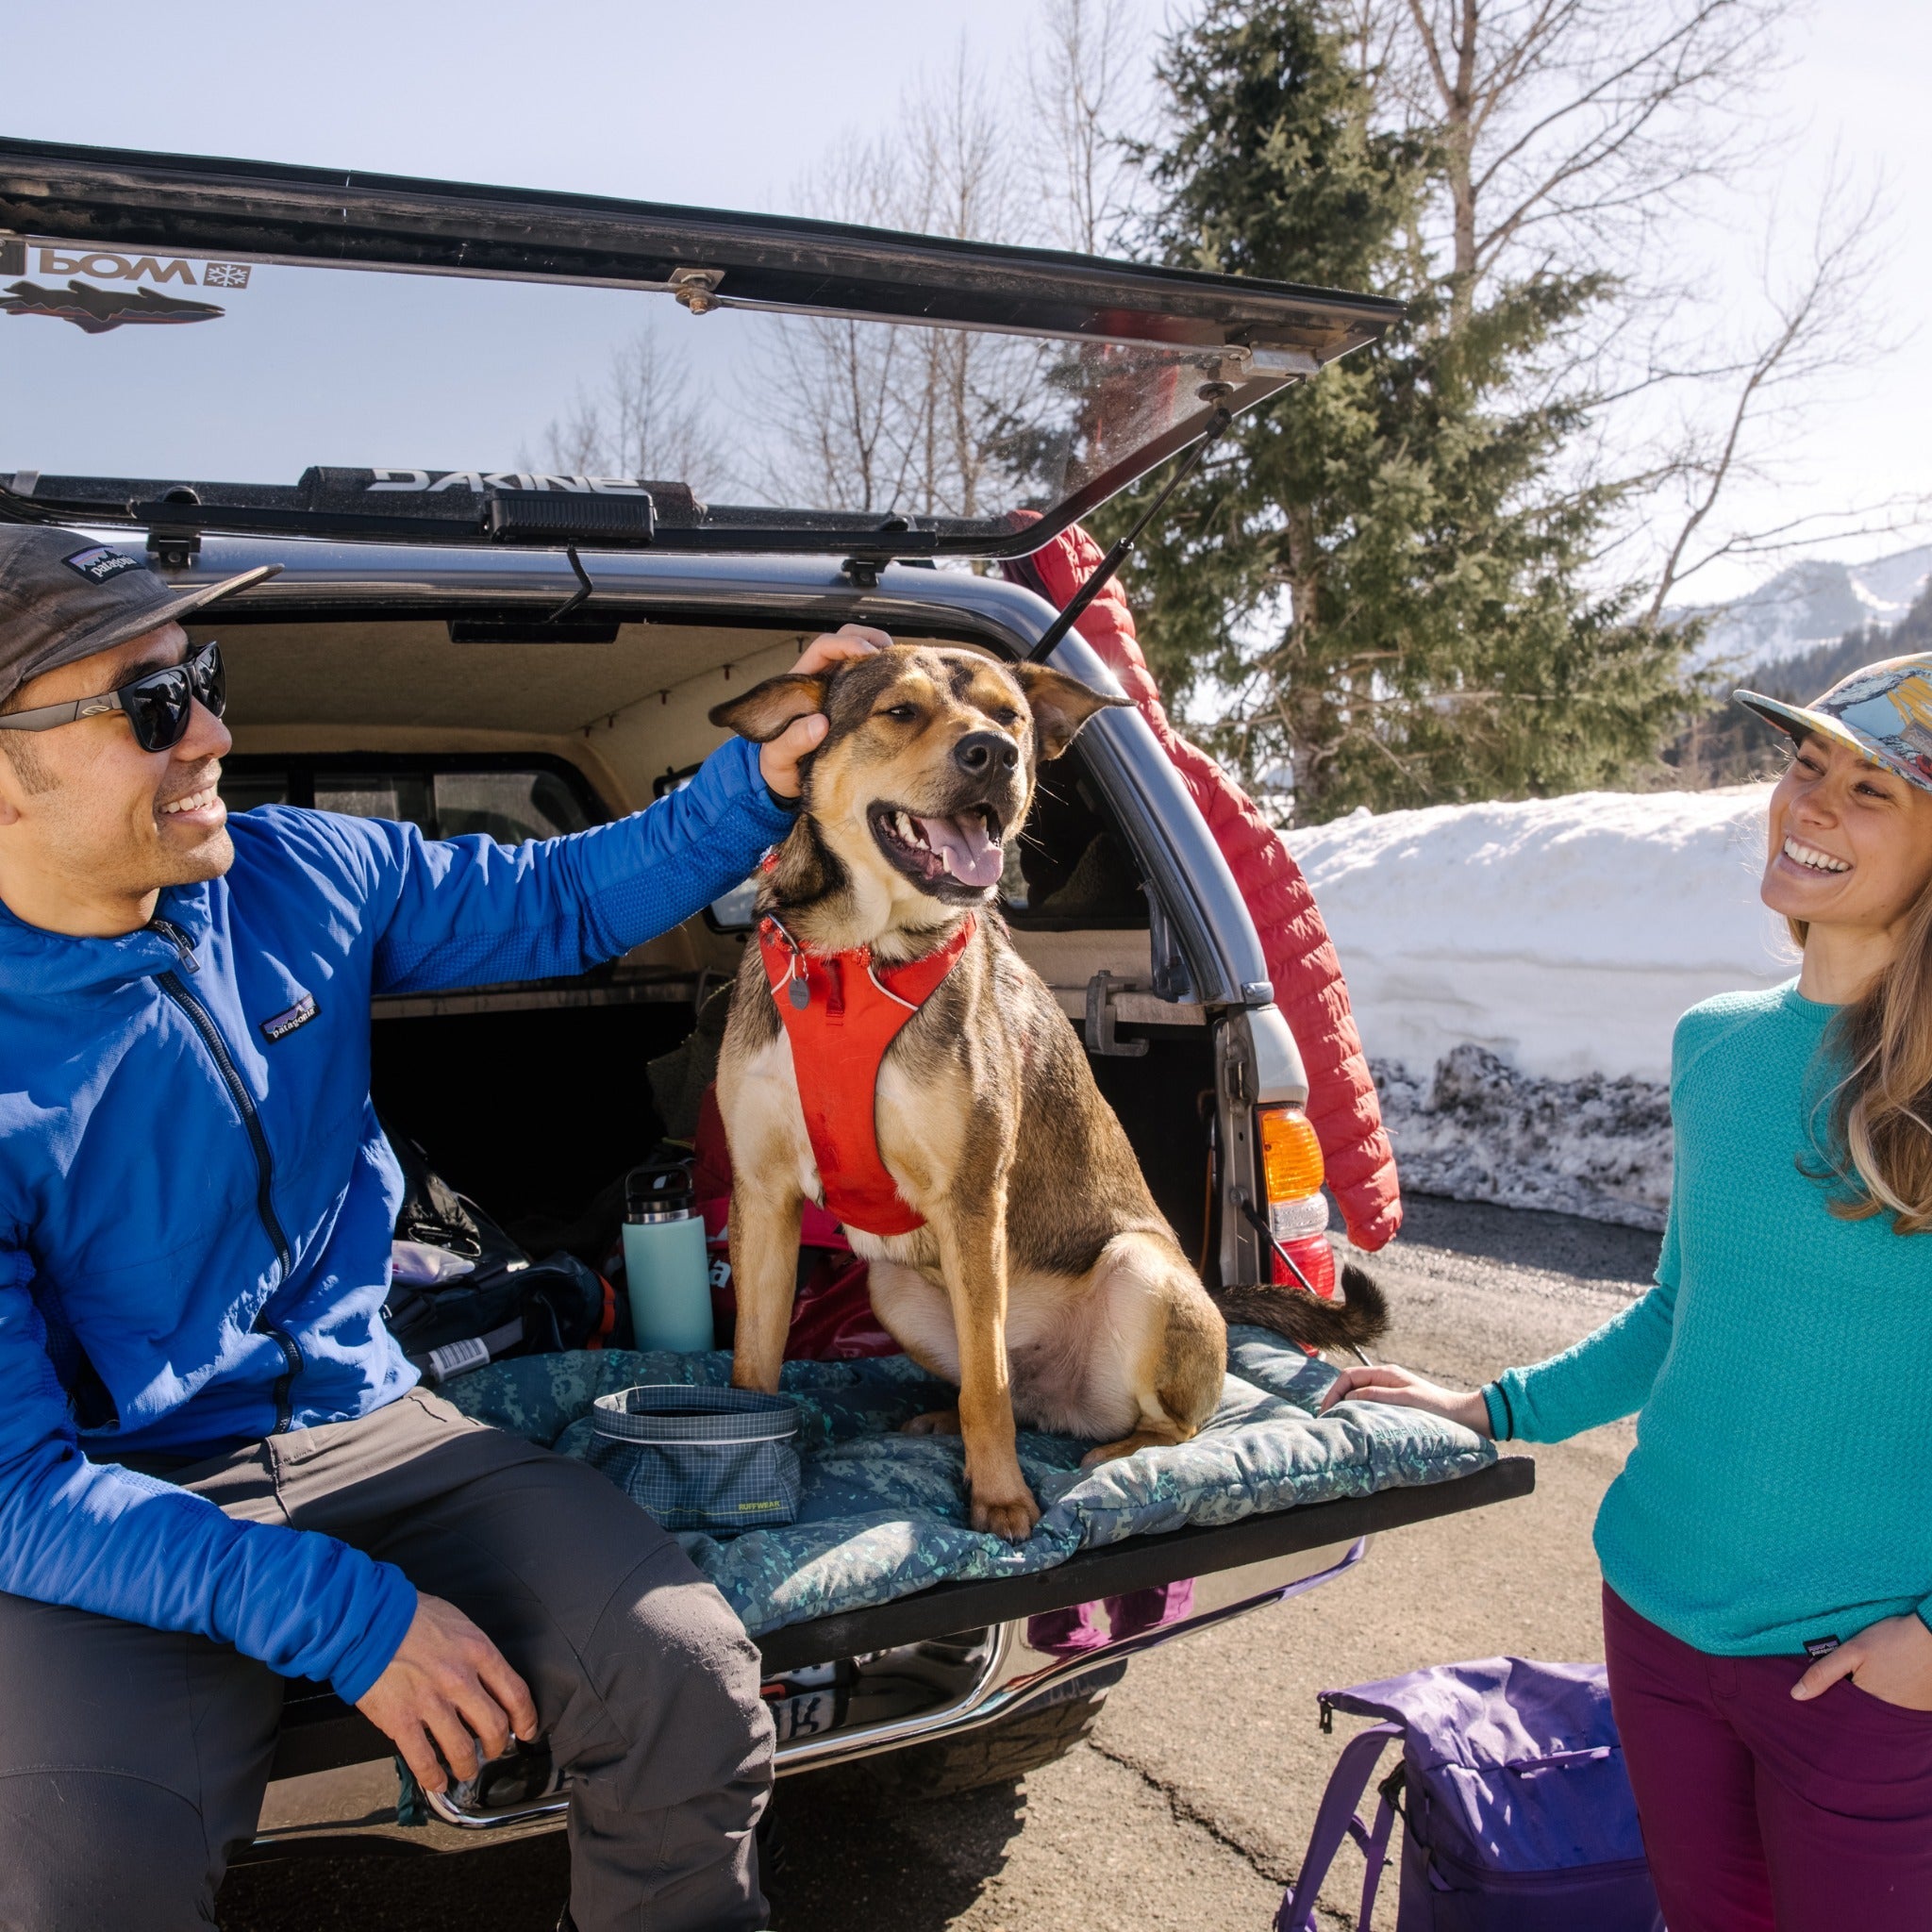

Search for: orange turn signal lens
xmin=1257 ymin=1105 xmax=1324 ymax=1204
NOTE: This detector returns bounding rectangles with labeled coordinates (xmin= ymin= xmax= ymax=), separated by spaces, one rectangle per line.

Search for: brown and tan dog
xmin=708 ymin=642 xmax=1357 ymax=1540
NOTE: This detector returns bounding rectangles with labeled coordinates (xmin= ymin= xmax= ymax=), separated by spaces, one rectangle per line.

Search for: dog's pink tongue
xmin=916 ymin=813 xmax=1003 ymax=887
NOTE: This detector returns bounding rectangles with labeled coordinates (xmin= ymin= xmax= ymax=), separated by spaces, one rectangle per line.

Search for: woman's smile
xmin=1778 ymin=832 xmax=1852 ymax=876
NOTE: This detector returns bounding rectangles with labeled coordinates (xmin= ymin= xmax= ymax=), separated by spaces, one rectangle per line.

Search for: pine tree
xmin=1115 ymin=0 xmax=1704 ymax=821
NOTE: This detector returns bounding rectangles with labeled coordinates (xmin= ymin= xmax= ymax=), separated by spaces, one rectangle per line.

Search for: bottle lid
xmin=625 ymin=1163 xmax=696 ymax=1220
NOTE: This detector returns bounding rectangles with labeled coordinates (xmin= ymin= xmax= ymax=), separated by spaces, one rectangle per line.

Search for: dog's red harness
xmin=757 ymin=911 xmax=976 ymax=1237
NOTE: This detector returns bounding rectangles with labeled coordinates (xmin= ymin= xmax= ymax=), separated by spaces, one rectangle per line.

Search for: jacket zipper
xmin=150 ymin=919 xmax=303 ymax=1432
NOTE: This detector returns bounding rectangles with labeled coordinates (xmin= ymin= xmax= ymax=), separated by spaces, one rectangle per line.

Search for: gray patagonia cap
xmin=0 ymin=525 xmax=279 ymax=708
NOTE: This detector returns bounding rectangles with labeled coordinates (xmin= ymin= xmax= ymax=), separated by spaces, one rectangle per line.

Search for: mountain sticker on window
xmin=0 ymin=279 xmax=225 ymax=334
xmin=260 ymin=992 xmax=319 ymax=1042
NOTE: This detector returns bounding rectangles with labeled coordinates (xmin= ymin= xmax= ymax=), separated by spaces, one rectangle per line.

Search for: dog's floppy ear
xmin=709 ymin=673 xmax=832 ymax=743
xmin=1011 ymin=663 xmax=1134 ymax=761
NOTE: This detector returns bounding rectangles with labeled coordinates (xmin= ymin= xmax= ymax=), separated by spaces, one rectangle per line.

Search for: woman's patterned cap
xmin=1735 ymin=653 xmax=1932 ymax=794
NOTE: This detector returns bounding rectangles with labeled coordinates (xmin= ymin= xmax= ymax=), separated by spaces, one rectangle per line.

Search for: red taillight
xmin=1256 ymin=1104 xmax=1334 ymax=1297
xmin=1271 ymin=1231 xmax=1337 ymax=1298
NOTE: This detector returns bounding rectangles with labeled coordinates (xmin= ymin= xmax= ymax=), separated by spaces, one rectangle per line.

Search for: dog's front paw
xmin=901 ymin=1408 xmax=962 ymax=1437
xmin=970 ymin=1485 xmax=1041 ymax=1542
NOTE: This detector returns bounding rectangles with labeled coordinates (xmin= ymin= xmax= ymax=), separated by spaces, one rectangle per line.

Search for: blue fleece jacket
xmin=1484 ymin=983 xmax=1932 ymax=1657
xmin=0 ymin=736 xmax=789 ymax=1703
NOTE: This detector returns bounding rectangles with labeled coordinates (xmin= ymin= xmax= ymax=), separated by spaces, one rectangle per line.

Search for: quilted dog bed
xmin=444 ymin=1328 xmax=1495 ymax=1639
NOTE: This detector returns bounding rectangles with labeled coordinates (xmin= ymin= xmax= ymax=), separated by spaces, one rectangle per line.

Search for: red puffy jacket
xmin=1004 ymin=525 xmax=1402 ymax=1252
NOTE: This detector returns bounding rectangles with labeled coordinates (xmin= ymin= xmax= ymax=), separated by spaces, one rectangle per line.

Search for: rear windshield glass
xmin=223 ymin=758 xmax=597 ymax=845
xmin=3 ymin=238 xmax=1249 ymax=551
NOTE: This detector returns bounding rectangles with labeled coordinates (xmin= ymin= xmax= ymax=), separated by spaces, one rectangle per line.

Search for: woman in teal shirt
xmin=1325 ymin=654 xmax=1932 ymax=1931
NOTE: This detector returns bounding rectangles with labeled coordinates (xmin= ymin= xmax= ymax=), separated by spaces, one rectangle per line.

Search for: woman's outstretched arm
xmin=1317 ymin=1364 xmax=1492 ymax=1433
xmin=1318 ymin=1270 xmax=1678 ymax=1441
xmin=1325 ymin=1024 xmax=1692 ymax=1442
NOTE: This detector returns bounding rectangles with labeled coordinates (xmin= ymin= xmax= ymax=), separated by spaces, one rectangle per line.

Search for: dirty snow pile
xmin=1286 ymin=786 xmax=1794 ymax=1229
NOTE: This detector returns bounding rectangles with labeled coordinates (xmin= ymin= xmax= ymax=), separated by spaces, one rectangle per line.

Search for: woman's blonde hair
xmin=1792 ymin=881 xmax=1932 ymax=1232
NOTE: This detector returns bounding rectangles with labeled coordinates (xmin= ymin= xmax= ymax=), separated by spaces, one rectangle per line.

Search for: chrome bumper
xmin=246 ymin=1532 xmax=1362 ymax=1857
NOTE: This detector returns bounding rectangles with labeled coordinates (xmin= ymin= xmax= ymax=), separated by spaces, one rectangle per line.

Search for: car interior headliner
xmin=192 ymin=619 xmax=964 ymax=804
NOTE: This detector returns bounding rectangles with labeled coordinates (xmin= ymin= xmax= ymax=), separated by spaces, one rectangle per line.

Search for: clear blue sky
xmin=0 ymin=1 xmax=1057 ymax=216
xmin=2 ymin=0 xmax=1923 ymax=598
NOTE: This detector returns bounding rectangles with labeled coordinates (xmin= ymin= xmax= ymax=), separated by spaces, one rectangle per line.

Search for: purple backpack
xmin=1276 ymin=1659 xmax=1663 ymax=1932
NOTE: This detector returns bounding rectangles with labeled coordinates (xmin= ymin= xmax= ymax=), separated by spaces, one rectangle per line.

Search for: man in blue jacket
xmin=0 ymin=525 xmax=872 ymax=1931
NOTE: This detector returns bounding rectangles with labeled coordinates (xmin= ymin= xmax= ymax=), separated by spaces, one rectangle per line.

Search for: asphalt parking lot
xmin=215 ymin=1195 xmax=1657 ymax=1932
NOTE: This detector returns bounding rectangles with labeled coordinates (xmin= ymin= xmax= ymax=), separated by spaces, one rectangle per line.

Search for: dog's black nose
xmin=954 ymin=731 xmax=1019 ymax=777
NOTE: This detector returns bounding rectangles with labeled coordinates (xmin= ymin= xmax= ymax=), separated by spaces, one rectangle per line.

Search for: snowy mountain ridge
xmin=1681 ymin=543 xmax=1932 ymax=672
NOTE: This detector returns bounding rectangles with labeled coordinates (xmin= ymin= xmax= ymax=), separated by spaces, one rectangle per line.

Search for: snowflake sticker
xmin=201 ymin=262 xmax=251 ymax=290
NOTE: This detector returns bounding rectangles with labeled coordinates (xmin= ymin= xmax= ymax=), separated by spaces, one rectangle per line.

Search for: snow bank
xmin=1286 ymin=785 xmax=1792 ymax=1085
xmin=1285 ymin=786 xmax=1802 ymax=1228
xmin=1373 ymin=1049 xmax=1675 ymax=1229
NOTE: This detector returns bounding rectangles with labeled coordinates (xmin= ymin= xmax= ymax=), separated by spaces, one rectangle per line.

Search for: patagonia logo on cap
xmin=259 ymin=992 xmax=319 ymax=1043
xmin=61 ymin=545 xmax=146 ymax=585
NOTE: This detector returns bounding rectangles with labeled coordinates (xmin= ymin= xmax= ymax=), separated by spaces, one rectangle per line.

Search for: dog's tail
xmin=1213 ymin=1263 xmax=1391 ymax=1353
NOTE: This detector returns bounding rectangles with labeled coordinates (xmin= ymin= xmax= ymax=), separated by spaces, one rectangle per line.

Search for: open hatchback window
xmin=0 ymin=139 xmax=1398 ymax=560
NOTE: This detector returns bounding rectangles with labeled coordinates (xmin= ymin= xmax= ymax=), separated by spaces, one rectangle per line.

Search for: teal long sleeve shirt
xmin=1482 ymin=983 xmax=1932 ymax=1657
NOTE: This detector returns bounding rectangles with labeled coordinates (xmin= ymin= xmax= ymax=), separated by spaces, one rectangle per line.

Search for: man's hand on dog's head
xmin=758 ymin=624 xmax=891 ymax=798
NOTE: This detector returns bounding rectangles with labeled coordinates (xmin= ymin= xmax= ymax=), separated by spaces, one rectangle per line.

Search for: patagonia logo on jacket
xmin=259 ymin=991 xmax=319 ymax=1042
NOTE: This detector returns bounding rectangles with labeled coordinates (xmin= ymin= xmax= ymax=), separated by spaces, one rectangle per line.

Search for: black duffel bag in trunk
xmin=381 ymin=1124 xmax=619 ymax=1384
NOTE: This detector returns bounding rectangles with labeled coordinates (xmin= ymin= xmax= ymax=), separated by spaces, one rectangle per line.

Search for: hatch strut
xmin=1024 ymin=401 xmax=1234 ymax=664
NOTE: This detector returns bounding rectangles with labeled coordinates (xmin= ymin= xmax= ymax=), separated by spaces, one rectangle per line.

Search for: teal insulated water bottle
xmin=622 ymin=1165 xmax=715 ymax=1354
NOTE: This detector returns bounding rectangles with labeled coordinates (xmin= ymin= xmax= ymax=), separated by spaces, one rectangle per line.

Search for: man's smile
xmin=158 ymin=764 xmax=226 ymax=829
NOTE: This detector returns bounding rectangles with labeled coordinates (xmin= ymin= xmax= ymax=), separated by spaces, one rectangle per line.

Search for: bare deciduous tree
xmin=1637 ymin=171 xmax=1912 ymax=623
xmin=755 ymin=44 xmax=1042 ymax=520
xmin=1350 ymin=0 xmax=1913 ymax=640
xmin=1027 ymin=0 xmax=1150 ymax=254
xmin=540 ymin=330 xmax=718 ymax=495
xmin=755 ymin=138 xmax=916 ymax=512
xmin=1370 ymin=0 xmax=1789 ymax=320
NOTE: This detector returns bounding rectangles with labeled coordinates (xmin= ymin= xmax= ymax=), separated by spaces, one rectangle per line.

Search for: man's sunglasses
xmin=0 ymin=641 xmax=226 ymax=754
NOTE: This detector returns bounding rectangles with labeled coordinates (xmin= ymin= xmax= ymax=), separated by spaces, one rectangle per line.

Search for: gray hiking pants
xmin=0 ymin=1388 xmax=774 ymax=1931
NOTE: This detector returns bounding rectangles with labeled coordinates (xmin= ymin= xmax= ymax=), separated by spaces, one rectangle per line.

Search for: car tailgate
xmin=269 ymin=1457 xmax=1533 ymax=1782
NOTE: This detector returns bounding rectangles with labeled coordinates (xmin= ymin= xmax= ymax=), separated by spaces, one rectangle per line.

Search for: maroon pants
xmin=1603 ymin=1584 xmax=1932 ymax=1930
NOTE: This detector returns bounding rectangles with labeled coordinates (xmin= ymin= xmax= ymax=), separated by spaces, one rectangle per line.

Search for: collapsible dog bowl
xmin=586 ymin=1384 xmax=802 ymax=1535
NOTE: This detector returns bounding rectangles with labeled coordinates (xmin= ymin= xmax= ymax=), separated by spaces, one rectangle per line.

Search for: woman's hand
xmin=1792 ymin=1612 xmax=1932 ymax=1712
xmin=758 ymin=624 xmax=891 ymax=798
xmin=1319 ymin=1362 xmax=1493 ymax=1437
